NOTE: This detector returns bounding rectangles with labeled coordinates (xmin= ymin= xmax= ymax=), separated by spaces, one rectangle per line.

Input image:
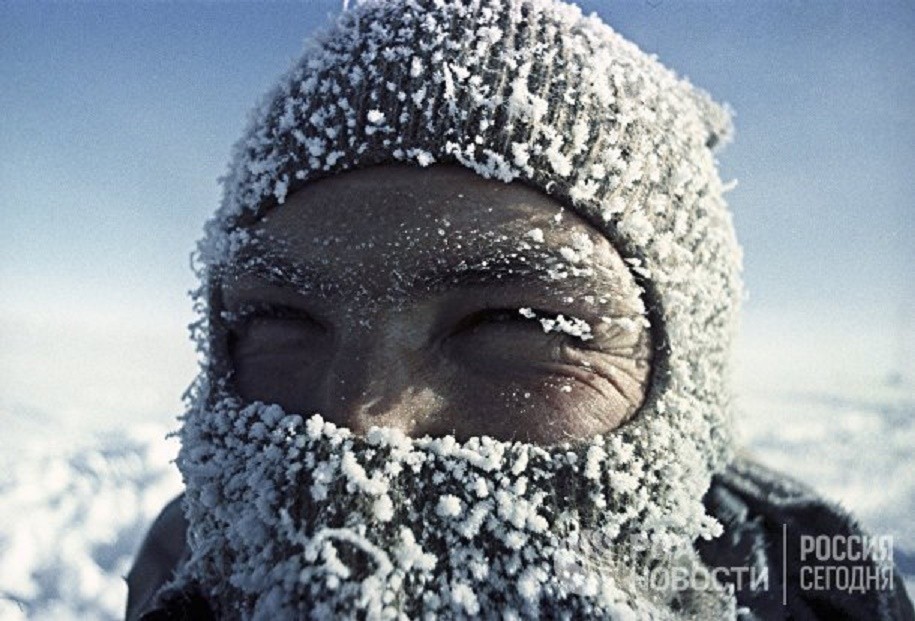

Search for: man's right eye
xmin=225 ymin=303 xmax=327 ymax=358
xmin=225 ymin=303 xmax=323 ymax=333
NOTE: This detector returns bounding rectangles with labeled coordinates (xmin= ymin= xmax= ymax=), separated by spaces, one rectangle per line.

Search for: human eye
xmin=443 ymin=307 xmax=581 ymax=369
xmin=449 ymin=308 xmax=544 ymax=335
xmin=225 ymin=302 xmax=327 ymax=360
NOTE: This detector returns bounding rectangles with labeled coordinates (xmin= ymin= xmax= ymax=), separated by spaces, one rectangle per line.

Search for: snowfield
xmin=0 ymin=427 xmax=182 ymax=621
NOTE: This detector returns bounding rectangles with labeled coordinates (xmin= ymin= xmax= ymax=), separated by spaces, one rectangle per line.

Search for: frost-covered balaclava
xmin=174 ymin=0 xmax=743 ymax=618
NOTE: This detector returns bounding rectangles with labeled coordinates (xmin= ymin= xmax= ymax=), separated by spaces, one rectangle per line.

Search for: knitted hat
xmin=178 ymin=0 xmax=744 ymax=617
xmin=193 ymin=0 xmax=742 ymax=473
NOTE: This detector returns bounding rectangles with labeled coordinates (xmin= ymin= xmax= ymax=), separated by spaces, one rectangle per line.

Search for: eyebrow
xmin=220 ymin=248 xmax=339 ymax=296
xmin=221 ymin=245 xmax=606 ymax=300
xmin=413 ymin=254 xmax=547 ymax=292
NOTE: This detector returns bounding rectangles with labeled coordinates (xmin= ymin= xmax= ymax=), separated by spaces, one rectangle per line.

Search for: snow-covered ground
xmin=0 ymin=426 xmax=181 ymax=621
xmin=0 ymin=309 xmax=912 ymax=619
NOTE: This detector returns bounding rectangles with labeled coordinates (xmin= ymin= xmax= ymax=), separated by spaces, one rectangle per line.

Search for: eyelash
xmin=223 ymin=303 xmax=320 ymax=334
xmin=452 ymin=308 xmax=524 ymax=331
xmin=451 ymin=307 xmax=568 ymax=338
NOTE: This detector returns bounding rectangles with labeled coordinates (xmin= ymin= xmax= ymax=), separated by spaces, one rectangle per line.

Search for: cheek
xmin=233 ymin=363 xmax=322 ymax=414
xmin=231 ymin=346 xmax=650 ymax=444
xmin=230 ymin=341 xmax=331 ymax=414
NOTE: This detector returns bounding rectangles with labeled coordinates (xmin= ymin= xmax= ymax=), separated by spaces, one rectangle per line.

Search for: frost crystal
xmin=437 ymin=494 xmax=463 ymax=518
xmin=177 ymin=401 xmax=730 ymax=619
xmin=545 ymin=314 xmax=594 ymax=341
xmin=517 ymin=307 xmax=594 ymax=342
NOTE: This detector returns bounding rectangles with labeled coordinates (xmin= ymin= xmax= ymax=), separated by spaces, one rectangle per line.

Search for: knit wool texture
xmin=195 ymin=0 xmax=742 ymax=474
xmin=177 ymin=0 xmax=744 ymax=618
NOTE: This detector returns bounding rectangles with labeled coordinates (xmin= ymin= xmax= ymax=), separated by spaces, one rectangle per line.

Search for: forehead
xmin=244 ymin=163 xmax=624 ymax=281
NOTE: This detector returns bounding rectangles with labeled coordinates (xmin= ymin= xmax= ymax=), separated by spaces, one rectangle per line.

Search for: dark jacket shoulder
xmin=125 ymin=495 xmax=214 ymax=620
xmin=697 ymin=456 xmax=914 ymax=620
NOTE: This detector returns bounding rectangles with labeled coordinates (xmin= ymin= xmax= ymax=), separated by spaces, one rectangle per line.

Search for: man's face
xmin=218 ymin=163 xmax=652 ymax=444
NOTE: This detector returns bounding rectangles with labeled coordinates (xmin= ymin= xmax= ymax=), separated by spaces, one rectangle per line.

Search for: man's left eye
xmin=443 ymin=308 xmax=576 ymax=369
xmin=448 ymin=308 xmax=541 ymax=337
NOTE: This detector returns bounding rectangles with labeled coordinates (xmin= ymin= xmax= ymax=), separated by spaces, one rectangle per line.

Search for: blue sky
xmin=1 ymin=0 xmax=913 ymax=428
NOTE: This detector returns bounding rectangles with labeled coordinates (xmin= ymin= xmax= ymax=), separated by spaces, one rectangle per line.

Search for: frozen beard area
xmin=174 ymin=394 xmax=730 ymax=620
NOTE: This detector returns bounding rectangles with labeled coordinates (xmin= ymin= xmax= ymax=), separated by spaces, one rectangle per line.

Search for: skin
xmin=218 ymin=163 xmax=652 ymax=445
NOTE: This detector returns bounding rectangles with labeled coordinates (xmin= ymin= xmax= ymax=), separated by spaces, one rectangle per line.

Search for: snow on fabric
xmin=174 ymin=394 xmax=731 ymax=619
xmin=175 ymin=0 xmax=743 ymax=616
xmin=1 ymin=0 xmax=912 ymax=618
xmin=191 ymin=0 xmax=742 ymax=479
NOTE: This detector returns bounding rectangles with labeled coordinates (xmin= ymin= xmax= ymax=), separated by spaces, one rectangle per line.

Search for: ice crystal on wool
xmin=175 ymin=396 xmax=733 ymax=620
xmin=189 ymin=0 xmax=742 ymax=482
xmin=177 ymin=0 xmax=745 ymax=617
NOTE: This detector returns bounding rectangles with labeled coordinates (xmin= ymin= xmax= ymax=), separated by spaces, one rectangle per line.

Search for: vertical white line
xmin=782 ymin=522 xmax=788 ymax=606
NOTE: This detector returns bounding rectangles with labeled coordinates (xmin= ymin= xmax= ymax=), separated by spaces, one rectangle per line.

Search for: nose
xmin=318 ymin=334 xmax=436 ymax=437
